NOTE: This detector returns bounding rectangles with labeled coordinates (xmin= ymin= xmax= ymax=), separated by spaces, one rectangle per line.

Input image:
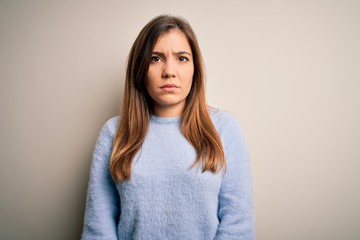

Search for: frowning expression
xmin=146 ymin=29 xmax=194 ymax=117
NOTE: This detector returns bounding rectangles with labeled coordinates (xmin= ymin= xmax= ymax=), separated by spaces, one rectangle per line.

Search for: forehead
xmin=153 ymin=29 xmax=191 ymax=51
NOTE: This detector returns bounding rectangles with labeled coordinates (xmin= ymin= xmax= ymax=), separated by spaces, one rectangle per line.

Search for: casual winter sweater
xmin=81 ymin=109 xmax=254 ymax=240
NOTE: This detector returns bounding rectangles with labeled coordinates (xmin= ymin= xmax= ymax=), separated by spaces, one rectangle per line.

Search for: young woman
xmin=81 ymin=15 xmax=254 ymax=239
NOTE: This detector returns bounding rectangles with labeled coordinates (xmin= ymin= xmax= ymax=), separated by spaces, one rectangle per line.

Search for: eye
xmin=179 ymin=56 xmax=189 ymax=62
xmin=150 ymin=56 xmax=161 ymax=62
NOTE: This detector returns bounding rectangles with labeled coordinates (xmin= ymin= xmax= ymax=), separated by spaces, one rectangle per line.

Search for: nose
xmin=162 ymin=60 xmax=176 ymax=78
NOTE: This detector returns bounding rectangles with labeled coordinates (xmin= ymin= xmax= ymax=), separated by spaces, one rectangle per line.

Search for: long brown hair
xmin=110 ymin=15 xmax=225 ymax=182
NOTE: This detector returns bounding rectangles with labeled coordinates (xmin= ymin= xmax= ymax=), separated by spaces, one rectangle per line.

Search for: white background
xmin=1 ymin=0 xmax=359 ymax=239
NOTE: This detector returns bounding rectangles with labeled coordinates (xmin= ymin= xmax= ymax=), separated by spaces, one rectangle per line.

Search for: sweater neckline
xmin=150 ymin=115 xmax=181 ymax=124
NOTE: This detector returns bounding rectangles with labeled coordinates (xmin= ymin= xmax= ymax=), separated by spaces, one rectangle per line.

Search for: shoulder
xmin=96 ymin=116 xmax=119 ymax=144
xmin=92 ymin=116 xmax=119 ymax=160
xmin=102 ymin=116 xmax=119 ymax=134
xmin=208 ymin=108 xmax=249 ymax=163
xmin=208 ymin=107 xmax=242 ymax=133
xmin=208 ymin=107 xmax=247 ymax=148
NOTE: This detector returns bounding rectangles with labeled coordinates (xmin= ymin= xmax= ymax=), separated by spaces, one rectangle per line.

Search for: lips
xmin=160 ymin=84 xmax=179 ymax=89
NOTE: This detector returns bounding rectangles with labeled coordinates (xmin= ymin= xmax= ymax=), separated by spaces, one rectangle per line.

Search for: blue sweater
xmin=81 ymin=109 xmax=254 ymax=239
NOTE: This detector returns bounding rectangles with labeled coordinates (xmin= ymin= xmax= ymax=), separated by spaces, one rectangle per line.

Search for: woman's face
xmin=146 ymin=29 xmax=194 ymax=117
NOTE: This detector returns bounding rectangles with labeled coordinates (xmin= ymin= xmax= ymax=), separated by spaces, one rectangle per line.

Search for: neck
xmin=153 ymin=103 xmax=184 ymax=117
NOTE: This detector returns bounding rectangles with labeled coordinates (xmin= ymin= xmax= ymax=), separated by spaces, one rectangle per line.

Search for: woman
xmin=81 ymin=15 xmax=254 ymax=239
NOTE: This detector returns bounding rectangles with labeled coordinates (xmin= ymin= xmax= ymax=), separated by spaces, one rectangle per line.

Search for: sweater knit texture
xmin=81 ymin=109 xmax=254 ymax=240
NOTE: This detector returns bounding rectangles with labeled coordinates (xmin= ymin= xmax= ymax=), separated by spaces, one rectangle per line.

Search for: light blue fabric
xmin=81 ymin=109 xmax=254 ymax=240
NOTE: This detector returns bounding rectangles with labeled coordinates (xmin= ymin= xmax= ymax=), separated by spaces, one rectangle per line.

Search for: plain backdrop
xmin=1 ymin=0 xmax=359 ymax=239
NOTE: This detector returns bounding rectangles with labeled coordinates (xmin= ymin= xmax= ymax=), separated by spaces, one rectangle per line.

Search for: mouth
xmin=160 ymin=84 xmax=179 ymax=89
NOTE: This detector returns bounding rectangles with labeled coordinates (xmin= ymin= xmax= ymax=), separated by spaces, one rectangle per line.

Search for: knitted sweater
xmin=81 ymin=109 xmax=254 ymax=240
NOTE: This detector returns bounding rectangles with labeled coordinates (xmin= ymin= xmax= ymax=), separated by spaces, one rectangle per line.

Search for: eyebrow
xmin=152 ymin=51 xmax=192 ymax=56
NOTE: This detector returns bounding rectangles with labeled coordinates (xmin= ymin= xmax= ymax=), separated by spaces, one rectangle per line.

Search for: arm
xmin=215 ymin=113 xmax=254 ymax=240
xmin=81 ymin=118 xmax=120 ymax=240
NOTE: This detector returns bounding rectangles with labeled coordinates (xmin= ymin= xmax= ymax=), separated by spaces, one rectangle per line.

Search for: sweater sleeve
xmin=215 ymin=113 xmax=254 ymax=240
xmin=81 ymin=118 xmax=120 ymax=240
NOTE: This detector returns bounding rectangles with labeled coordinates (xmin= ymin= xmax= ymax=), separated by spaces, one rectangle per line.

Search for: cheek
xmin=186 ymin=69 xmax=195 ymax=88
xmin=146 ymin=71 xmax=156 ymax=90
xmin=144 ymin=80 xmax=155 ymax=101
